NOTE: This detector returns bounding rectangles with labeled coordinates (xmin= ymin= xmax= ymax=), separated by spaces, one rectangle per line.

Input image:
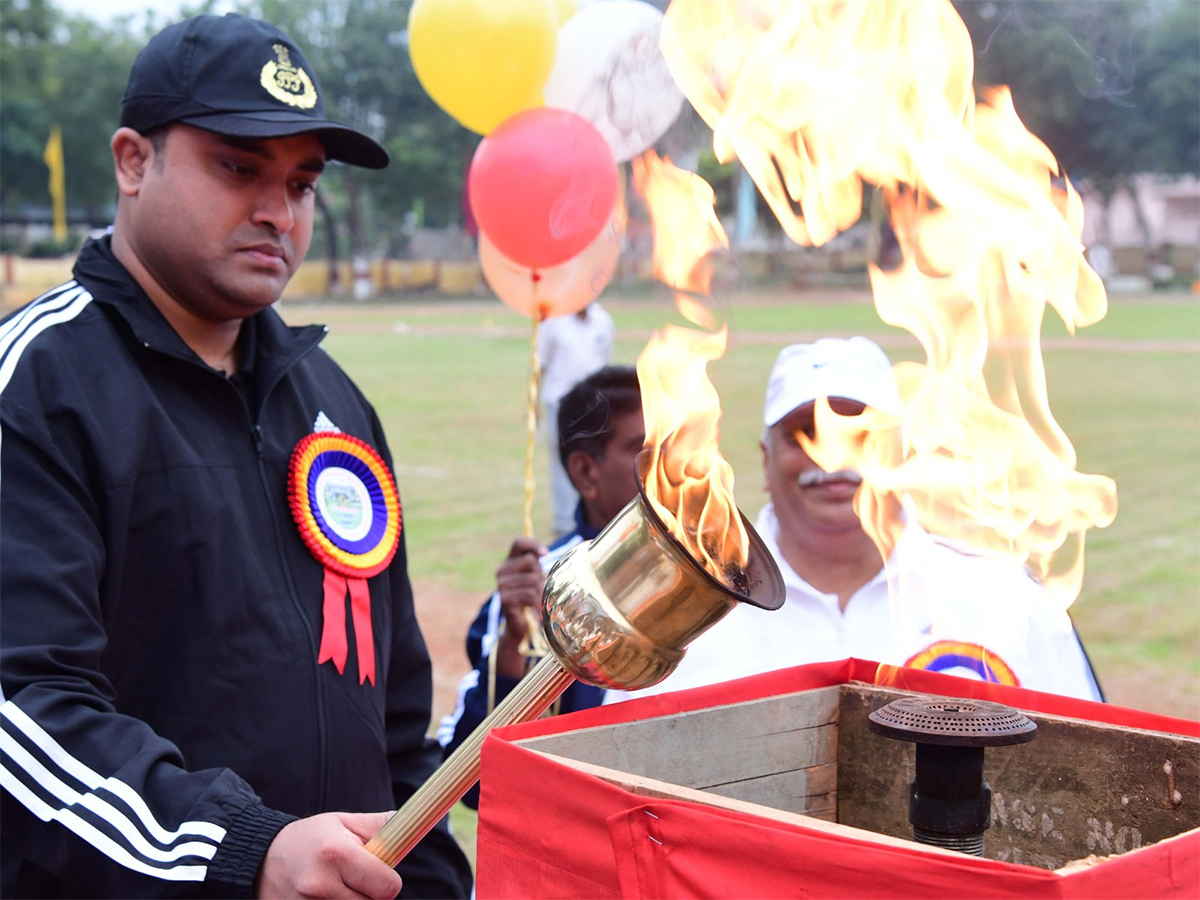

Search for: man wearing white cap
xmin=608 ymin=337 xmax=1103 ymax=703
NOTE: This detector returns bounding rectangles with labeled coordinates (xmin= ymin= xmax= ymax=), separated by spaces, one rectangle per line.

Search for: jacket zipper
xmin=247 ymin=341 xmax=332 ymax=810
xmin=135 ymin=325 xmax=335 ymax=810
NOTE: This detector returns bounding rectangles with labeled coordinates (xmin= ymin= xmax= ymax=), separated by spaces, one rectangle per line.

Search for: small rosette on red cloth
xmin=288 ymin=431 xmax=401 ymax=685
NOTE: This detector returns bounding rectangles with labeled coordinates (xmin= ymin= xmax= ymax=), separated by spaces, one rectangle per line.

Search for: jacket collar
xmin=72 ymin=234 xmax=326 ymax=388
xmin=574 ymin=500 xmax=601 ymax=541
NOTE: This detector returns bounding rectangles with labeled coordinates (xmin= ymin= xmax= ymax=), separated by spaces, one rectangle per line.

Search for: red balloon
xmin=469 ymin=108 xmax=618 ymax=270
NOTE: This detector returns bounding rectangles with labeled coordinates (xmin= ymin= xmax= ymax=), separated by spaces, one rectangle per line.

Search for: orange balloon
xmin=480 ymin=214 xmax=622 ymax=319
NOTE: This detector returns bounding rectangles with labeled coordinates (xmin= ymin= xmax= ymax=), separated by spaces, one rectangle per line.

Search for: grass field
xmin=283 ymin=284 xmax=1200 ymax=725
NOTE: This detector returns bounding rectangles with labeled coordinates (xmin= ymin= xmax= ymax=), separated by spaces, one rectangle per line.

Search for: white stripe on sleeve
xmin=0 ymin=765 xmax=208 ymax=882
xmin=3 ymin=703 xmax=227 ymax=844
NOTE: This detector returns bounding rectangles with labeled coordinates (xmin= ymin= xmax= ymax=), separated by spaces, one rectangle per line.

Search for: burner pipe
xmin=910 ymin=743 xmax=990 ymax=855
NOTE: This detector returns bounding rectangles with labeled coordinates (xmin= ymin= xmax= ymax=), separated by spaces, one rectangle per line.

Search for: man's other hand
xmin=257 ymin=811 xmax=403 ymax=899
xmin=495 ymin=536 xmax=548 ymax=677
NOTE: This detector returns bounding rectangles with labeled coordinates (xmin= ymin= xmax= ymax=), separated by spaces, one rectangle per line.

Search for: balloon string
xmin=518 ymin=281 xmax=552 ymax=670
xmin=522 ymin=291 xmax=541 ymax=540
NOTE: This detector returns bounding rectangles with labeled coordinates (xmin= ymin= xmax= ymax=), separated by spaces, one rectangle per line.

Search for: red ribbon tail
xmin=318 ymin=569 xmax=348 ymax=674
xmin=348 ymin=577 xmax=375 ymax=686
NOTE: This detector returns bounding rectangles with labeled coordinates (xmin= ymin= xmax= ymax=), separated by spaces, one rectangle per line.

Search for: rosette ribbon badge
xmin=289 ymin=431 xmax=402 ymax=686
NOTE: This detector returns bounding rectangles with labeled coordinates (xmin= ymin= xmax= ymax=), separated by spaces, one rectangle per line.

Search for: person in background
xmin=0 ymin=14 xmax=471 ymax=899
xmin=538 ymin=302 xmax=616 ymax=536
xmin=439 ymin=366 xmax=643 ymax=807
xmin=607 ymin=337 xmax=1104 ymax=704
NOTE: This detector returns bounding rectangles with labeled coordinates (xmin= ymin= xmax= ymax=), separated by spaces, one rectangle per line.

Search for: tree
xmin=1138 ymin=0 xmax=1200 ymax=176
xmin=1 ymin=0 xmax=61 ymax=212
xmin=955 ymin=0 xmax=1147 ymax=178
xmin=252 ymin=0 xmax=477 ymax=267
xmin=9 ymin=0 xmax=1191 ymax=264
xmin=1 ymin=0 xmax=140 ymax=219
xmin=3 ymin=0 xmax=480 ymax=267
xmin=953 ymin=0 xmax=1199 ymax=246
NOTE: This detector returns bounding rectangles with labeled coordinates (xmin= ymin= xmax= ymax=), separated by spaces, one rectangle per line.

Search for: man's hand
xmin=257 ymin=811 xmax=403 ymax=900
xmin=494 ymin=536 xmax=547 ymax=678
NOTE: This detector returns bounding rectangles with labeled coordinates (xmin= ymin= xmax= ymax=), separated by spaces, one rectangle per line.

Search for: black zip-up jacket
xmin=0 ymin=237 xmax=472 ymax=898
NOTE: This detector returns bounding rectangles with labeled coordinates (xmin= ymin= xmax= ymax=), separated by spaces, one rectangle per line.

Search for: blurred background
xmin=2 ymin=0 xmax=1197 ymax=306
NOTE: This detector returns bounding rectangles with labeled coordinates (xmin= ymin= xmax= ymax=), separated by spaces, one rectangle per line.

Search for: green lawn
xmin=292 ymin=288 xmax=1200 ymax=720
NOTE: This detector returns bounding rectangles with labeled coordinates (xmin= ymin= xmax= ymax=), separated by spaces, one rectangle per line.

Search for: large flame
xmin=661 ymin=0 xmax=1117 ymax=605
xmin=633 ymin=151 xmax=750 ymax=583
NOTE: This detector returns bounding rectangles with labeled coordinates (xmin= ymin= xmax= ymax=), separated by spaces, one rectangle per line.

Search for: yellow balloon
xmin=551 ymin=0 xmax=577 ymax=28
xmin=409 ymin=0 xmax=558 ymax=135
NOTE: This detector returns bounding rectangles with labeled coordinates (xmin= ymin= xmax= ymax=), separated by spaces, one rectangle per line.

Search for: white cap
xmin=763 ymin=337 xmax=902 ymax=427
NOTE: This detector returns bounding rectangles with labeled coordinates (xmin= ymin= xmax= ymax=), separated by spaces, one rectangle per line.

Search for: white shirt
xmin=606 ymin=503 xmax=1102 ymax=703
xmin=538 ymin=304 xmax=615 ymax=406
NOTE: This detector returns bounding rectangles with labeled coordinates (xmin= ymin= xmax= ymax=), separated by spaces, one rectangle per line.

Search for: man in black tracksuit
xmin=0 ymin=14 xmax=471 ymax=900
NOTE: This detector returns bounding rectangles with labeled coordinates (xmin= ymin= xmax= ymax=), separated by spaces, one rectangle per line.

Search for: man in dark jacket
xmin=0 ymin=14 xmax=471 ymax=900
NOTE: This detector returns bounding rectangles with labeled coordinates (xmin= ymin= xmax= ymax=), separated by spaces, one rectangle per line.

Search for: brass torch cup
xmin=364 ymin=451 xmax=785 ymax=868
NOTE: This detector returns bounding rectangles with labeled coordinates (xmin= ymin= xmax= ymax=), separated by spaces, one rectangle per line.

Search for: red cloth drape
xmin=607 ymin=800 xmax=1199 ymax=899
xmin=477 ymin=658 xmax=1199 ymax=899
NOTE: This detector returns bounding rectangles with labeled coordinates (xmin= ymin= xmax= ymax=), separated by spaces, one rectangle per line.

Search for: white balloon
xmin=542 ymin=0 xmax=686 ymax=163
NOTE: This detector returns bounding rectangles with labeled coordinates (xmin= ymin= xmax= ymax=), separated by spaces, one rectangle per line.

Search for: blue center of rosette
xmin=306 ymin=449 xmax=391 ymax=556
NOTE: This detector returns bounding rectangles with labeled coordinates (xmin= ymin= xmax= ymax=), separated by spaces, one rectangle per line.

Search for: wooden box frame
xmin=476 ymin=659 xmax=1199 ymax=898
xmin=513 ymin=681 xmax=1198 ymax=869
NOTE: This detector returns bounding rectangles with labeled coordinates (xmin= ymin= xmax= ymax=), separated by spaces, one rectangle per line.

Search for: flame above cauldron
xmin=633 ymin=150 xmax=750 ymax=587
xmin=659 ymin=0 xmax=1117 ymax=605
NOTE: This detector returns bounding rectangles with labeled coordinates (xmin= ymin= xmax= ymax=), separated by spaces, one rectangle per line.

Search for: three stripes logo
xmin=0 ymin=703 xmax=221 ymax=881
xmin=0 ymin=281 xmax=223 ymax=881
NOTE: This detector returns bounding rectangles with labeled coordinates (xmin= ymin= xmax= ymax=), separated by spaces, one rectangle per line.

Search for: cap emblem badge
xmin=260 ymin=43 xmax=317 ymax=109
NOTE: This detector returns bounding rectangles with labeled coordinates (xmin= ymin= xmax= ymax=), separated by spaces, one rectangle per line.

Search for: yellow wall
xmin=0 ymin=255 xmax=484 ymax=313
xmin=0 ymin=257 xmax=77 ymax=312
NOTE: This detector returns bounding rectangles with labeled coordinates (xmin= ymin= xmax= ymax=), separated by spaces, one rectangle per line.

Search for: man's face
xmin=587 ymin=409 xmax=646 ymax=528
xmin=127 ymin=124 xmax=325 ymax=320
xmin=763 ymin=399 xmax=868 ymax=537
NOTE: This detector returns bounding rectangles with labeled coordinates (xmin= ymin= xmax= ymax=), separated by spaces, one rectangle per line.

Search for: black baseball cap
xmin=120 ymin=13 xmax=388 ymax=169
